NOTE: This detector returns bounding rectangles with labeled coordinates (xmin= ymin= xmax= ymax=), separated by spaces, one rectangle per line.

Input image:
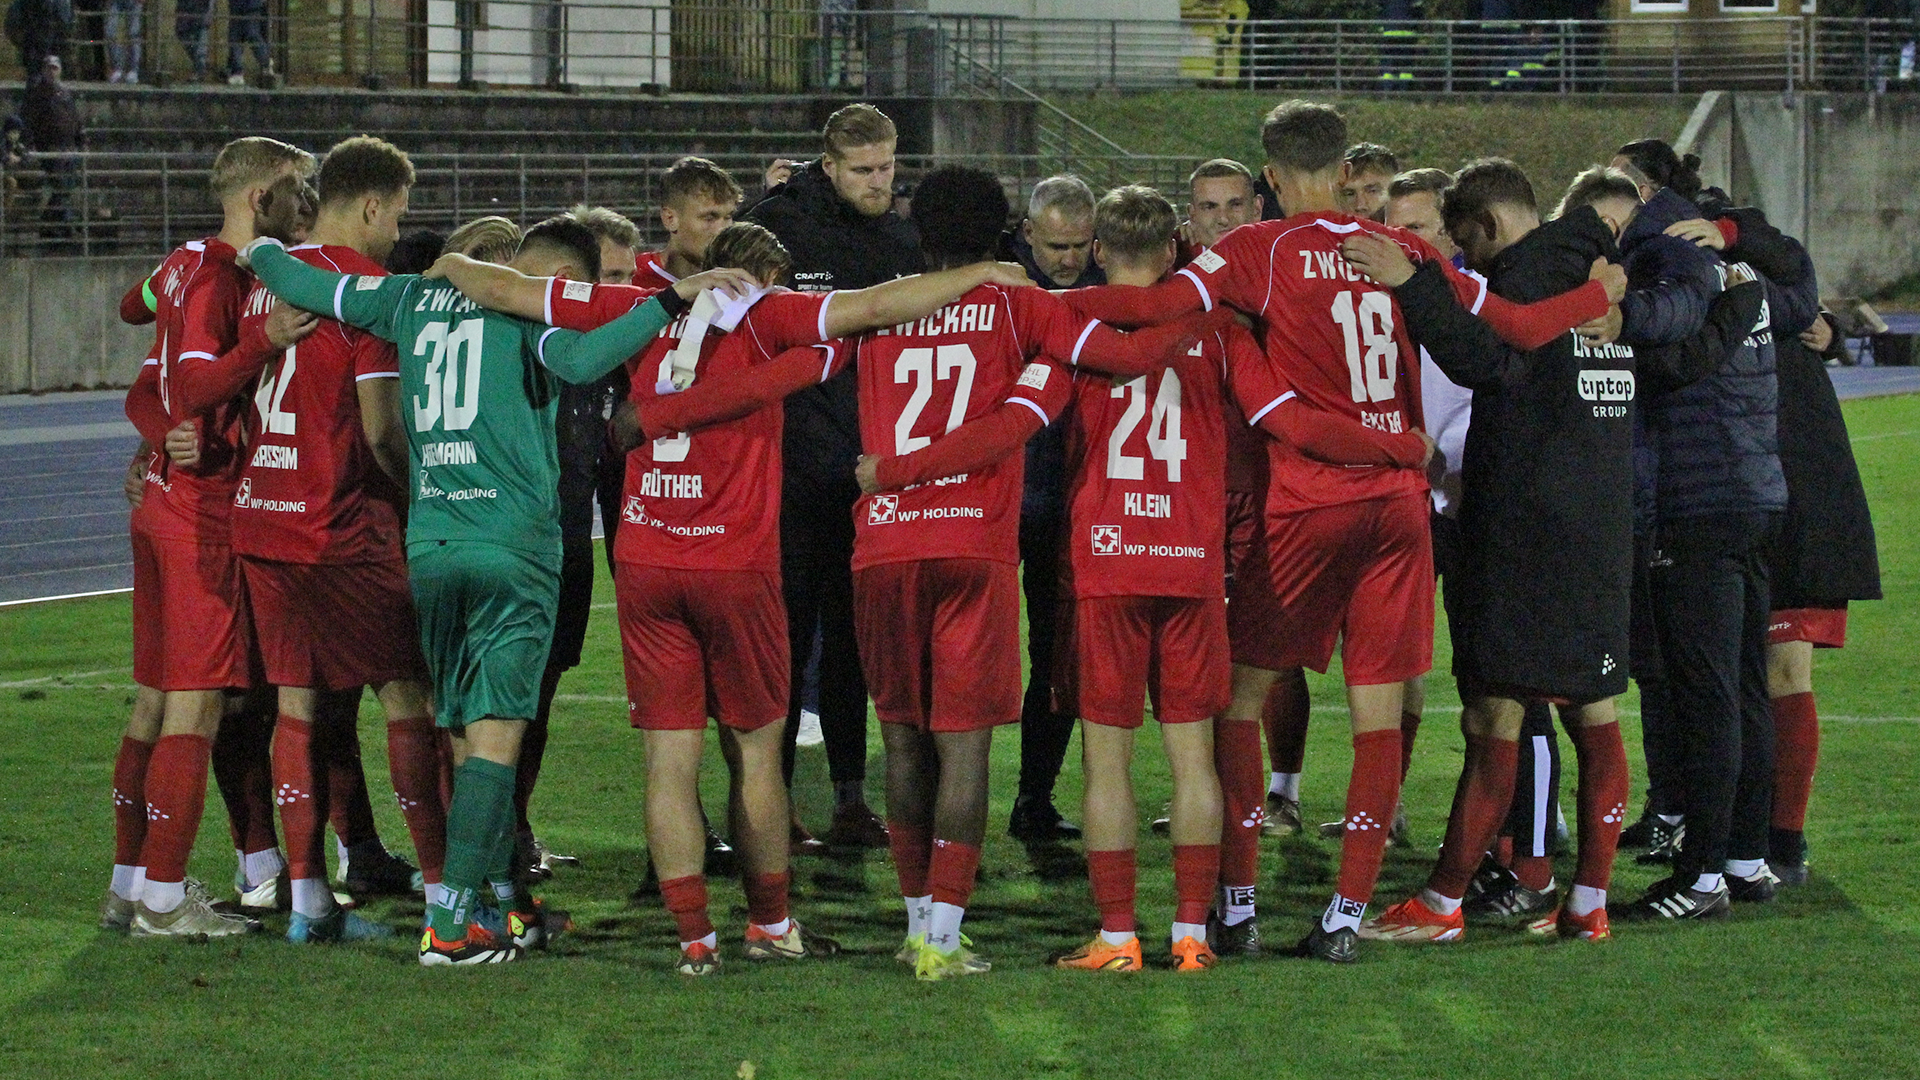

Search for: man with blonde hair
xmin=112 ymin=136 xmax=316 ymax=938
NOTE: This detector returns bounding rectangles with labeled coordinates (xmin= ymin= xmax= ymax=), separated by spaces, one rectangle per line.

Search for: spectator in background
xmin=105 ymin=0 xmax=140 ymax=82
xmin=175 ymin=0 xmax=211 ymax=81
xmin=996 ymin=174 xmax=1104 ymax=844
xmin=6 ymin=0 xmax=70 ymax=77
xmin=226 ymin=0 xmax=273 ymax=86
xmin=20 ymin=53 xmax=80 ymax=247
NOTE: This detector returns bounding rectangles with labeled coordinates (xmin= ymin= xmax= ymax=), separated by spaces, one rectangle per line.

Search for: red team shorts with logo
xmin=240 ymin=556 xmax=427 ymax=690
xmin=131 ymin=530 xmax=255 ymax=691
xmin=615 ymin=563 xmax=789 ymax=731
xmin=1768 ymin=605 xmax=1848 ymax=648
xmin=1259 ymin=491 xmax=1434 ymax=686
xmin=1067 ymin=595 xmax=1230 ymax=728
xmin=853 ymin=557 xmax=1021 ymax=733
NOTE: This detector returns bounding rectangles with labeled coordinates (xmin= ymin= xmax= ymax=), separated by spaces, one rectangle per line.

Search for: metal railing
xmin=16 ymin=6 xmax=1920 ymax=95
xmin=0 ymin=148 xmax=1200 ymax=257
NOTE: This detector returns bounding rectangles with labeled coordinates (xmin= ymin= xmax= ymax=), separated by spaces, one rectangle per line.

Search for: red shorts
xmin=1224 ymin=489 xmax=1262 ymax=582
xmin=1068 ymin=595 xmax=1229 ymax=728
xmin=1262 ymin=492 xmax=1434 ymax=686
xmin=130 ymin=530 xmax=254 ymax=691
xmin=241 ymin=556 xmax=427 ymax=691
xmin=616 ymin=563 xmax=788 ymax=731
xmin=1768 ymin=606 xmax=1848 ymax=648
xmin=853 ymin=558 xmax=1021 ymax=733
xmin=1227 ymin=516 xmax=1289 ymax=671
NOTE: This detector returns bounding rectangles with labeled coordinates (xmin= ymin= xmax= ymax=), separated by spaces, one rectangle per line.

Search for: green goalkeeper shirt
xmin=249 ymin=241 xmax=676 ymax=559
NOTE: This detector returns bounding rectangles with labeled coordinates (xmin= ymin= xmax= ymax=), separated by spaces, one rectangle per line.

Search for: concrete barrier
xmin=0 ymin=256 xmax=157 ymax=393
xmin=1682 ymin=90 xmax=1920 ymax=298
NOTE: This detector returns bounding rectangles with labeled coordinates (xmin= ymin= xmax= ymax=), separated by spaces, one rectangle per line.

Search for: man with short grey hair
xmin=995 ymin=175 xmax=1103 ymax=843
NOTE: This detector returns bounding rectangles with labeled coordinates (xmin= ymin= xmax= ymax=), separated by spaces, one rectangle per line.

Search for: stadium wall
xmin=0 ymin=256 xmax=154 ymax=393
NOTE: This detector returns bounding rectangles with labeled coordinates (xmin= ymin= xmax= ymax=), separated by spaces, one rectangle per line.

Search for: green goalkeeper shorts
xmin=407 ymin=539 xmax=560 ymax=730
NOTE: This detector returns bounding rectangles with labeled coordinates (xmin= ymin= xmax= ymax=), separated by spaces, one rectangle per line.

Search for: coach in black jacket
xmin=1613 ymin=180 xmax=1792 ymax=920
xmin=1680 ymin=196 xmax=1881 ymax=879
xmin=747 ymin=104 xmax=924 ymax=849
xmin=1346 ymin=163 xmax=1641 ymax=930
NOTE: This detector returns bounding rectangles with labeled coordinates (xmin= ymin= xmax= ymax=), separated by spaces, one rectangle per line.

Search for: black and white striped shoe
xmin=1618 ymin=876 xmax=1731 ymax=922
xmin=1727 ymin=865 xmax=1781 ymax=904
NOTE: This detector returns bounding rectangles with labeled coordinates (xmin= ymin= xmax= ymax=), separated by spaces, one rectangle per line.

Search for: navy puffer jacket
xmin=1624 ymin=189 xmax=1786 ymax=521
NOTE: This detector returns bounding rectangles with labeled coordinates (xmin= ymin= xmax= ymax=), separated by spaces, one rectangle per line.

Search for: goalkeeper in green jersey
xmin=245 ymin=217 xmax=753 ymax=965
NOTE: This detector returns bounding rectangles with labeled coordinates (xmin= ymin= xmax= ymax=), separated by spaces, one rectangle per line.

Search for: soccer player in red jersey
xmin=636 ymin=156 xmax=740 ymax=290
xmin=1064 ymin=102 xmax=1622 ymax=961
xmin=114 ymin=136 xmax=316 ymax=938
xmin=429 ymin=220 xmax=1044 ymax=973
xmin=224 ymin=136 xmax=450 ymax=943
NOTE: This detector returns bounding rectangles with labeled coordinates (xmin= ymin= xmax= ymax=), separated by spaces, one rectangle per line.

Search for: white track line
xmin=0 ymin=667 xmax=130 ymax=687
xmin=0 ymin=586 xmax=133 ymax=607
xmin=1851 ymin=429 xmax=1917 ymax=443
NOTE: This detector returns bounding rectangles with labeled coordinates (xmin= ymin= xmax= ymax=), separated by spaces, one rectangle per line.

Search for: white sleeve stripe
xmin=142 ymin=358 xmax=158 ymax=367
xmin=1008 ymin=396 xmax=1050 ymax=424
xmin=1068 ymin=319 xmax=1101 ymax=366
xmin=1468 ymin=273 xmax=1489 ymax=316
xmin=1247 ymin=390 xmax=1296 ymax=427
xmin=536 ymin=326 xmax=562 ymax=367
xmin=1175 ymin=267 xmax=1213 ymax=312
xmin=354 ymin=371 xmax=400 ymax=382
xmin=817 ymin=344 xmax=837 ymax=383
xmin=333 ymin=276 xmax=350 ymax=322
xmin=544 ymin=280 xmax=556 ymax=327
xmin=817 ymin=292 xmax=835 ymax=342
xmin=178 ymin=350 xmax=217 ymax=362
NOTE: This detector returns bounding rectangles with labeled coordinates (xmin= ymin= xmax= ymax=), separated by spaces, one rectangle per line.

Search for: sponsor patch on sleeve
xmin=1191 ymin=248 xmax=1226 ymax=274
xmin=562 ymin=280 xmax=594 ymax=302
xmin=355 ymin=276 xmax=381 ymax=290
xmin=1016 ymin=362 xmax=1051 ymax=390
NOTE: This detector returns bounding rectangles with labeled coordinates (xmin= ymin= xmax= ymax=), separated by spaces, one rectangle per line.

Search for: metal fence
xmin=0 ymin=148 xmax=1200 ymax=257
xmin=22 ymin=6 xmax=1920 ymax=94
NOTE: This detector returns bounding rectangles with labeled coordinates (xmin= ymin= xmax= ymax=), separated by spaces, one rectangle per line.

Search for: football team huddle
xmin=101 ymin=95 xmax=1876 ymax=979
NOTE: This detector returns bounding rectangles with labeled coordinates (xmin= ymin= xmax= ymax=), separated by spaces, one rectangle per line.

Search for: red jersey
xmin=230 ymin=244 xmax=406 ymax=564
xmin=850 ymin=284 xmax=1087 ymax=571
xmin=1176 ymin=212 xmax=1459 ymax=513
xmin=1063 ymin=324 xmax=1232 ymax=600
xmin=635 ymin=250 xmax=678 ymax=289
xmin=546 ymin=279 xmax=831 ymax=572
xmin=133 ymin=237 xmax=253 ymax=545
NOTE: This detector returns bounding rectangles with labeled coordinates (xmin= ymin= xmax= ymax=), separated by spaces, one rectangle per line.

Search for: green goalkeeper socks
xmin=430 ymin=757 xmax=517 ymax=940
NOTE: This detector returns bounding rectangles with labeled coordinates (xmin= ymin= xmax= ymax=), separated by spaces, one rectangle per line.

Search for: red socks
xmin=1428 ymin=733 xmax=1518 ymax=899
xmin=1263 ymin=669 xmax=1309 ymax=775
xmin=1570 ymin=720 xmax=1629 ymax=892
xmin=387 ymin=715 xmax=448 ymax=885
xmin=928 ymin=838 xmax=982 ymax=909
xmin=659 ymin=874 xmax=714 ymax=943
xmin=272 ymin=715 xmax=329 ymax=883
xmin=1086 ymin=848 xmax=1137 ymax=934
xmin=743 ymin=871 xmax=790 ymax=928
xmin=1215 ymin=718 xmax=1264 ymax=888
xmin=1172 ymin=844 xmax=1220 ymax=926
xmin=1771 ymin=691 xmax=1819 ymax=831
xmin=1400 ymin=710 xmax=1422 ymax=781
xmin=887 ymin=819 xmax=931 ymax=899
xmin=112 ymin=736 xmax=155 ymax=866
xmin=138 ymin=733 xmax=212 ymax=886
xmin=1512 ymin=853 xmax=1555 ymax=891
xmin=1335 ymin=728 xmax=1406 ymax=905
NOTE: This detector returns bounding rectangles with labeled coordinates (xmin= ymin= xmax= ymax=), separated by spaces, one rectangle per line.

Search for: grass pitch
xmin=2 ymin=395 xmax=1917 ymax=1079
